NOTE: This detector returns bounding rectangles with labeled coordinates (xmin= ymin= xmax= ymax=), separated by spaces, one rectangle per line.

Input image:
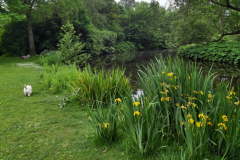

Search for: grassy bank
xmin=2 ymin=56 xmax=237 ymax=159
xmin=0 ymin=57 xmax=126 ymax=159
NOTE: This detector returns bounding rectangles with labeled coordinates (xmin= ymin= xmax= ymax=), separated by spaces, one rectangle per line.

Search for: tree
xmin=51 ymin=0 xmax=91 ymax=43
xmin=23 ymin=0 xmax=38 ymax=55
xmin=57 ymin=22 xmax=90 ymax=66
xmin=2 ymin=0 xmax=42 ymax=55
xmin=82 ymin=0 xmax=107 ymax=28
xmin=209 ymin=0 xmax=240 ymax=42
xmin=120 ymin=0 xmax=135 ymax=11
xmin=170 ymin=0 xmax=240 ymax=45
xmin=122 ymin=2 xmax=165 ymax=49
xmin=0 ymin=0 xmax=26 ymax=47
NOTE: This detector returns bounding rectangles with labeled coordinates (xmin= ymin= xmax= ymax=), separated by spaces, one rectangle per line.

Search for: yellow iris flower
xmin=165 ymin=97 xmax=171 ymax=101
xmin=207 ymin=122 xmax=212 ymax=126
xmin=103 ymin=122 xmax=110 ymax=128
xmin=208 ymin=94 xmax=213 ymax=98
xmin=196 ymin=122 xmax=201 ymax=127
xmin=222 ymin=115 xmax=228 ymax=121
xmin=115 ymin=98 xmax=121 ymax=103
xmin=167 ymin=72 xmax=174 ymax=77
xmin=188 ymin=119 xmax=194 ymax=124
xmin=180 ymin=104 xmax=187 ymax=109
xmin=192 ymin=103 xmax=196 ymax=108
xmin=134 ymin=111 xmax=142 ymax=116
xmin=133 ymin=102 xmax=140 ymax=106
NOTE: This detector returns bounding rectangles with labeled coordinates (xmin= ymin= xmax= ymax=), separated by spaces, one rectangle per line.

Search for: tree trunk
xmin=26 ymin=11 xmax=37 ymax=55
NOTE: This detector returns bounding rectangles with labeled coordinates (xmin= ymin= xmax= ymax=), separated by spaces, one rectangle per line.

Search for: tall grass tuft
xmin=41 ymin=64 xmax=78 ymax=93
xmin=120 ymin=92 xmax=168 ymax=156
xmin=137 ymin=56 xmax=240 ymax=158
xmin=72 ymin=66 xmax=131 ymax=105
xmin=87 ymin=96 xmax=123 ymax=141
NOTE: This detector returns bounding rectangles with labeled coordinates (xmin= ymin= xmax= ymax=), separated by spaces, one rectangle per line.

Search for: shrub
xmin=57 ymin=22 xmax=91 ymax=66
xmin=178 ymin=41 xmax=240 ymax=64
xmin=41 ymin=64 xmax=78 ymax=93
xmin=114 ymin=41 xmax=136 ymax=53
xmin=38 ymin=50 xmax=59 ymax=66
xmin=86 ymin=27 xmax=117 ymax=56
xmin=72 ymin=66 xmax=131 ymax=105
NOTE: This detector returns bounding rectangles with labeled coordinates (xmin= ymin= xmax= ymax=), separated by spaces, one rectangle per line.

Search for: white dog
xmin=23 ymin=84 xmax=32 ymax=96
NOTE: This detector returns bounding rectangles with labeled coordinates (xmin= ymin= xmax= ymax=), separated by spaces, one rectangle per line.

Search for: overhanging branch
xmin=212 ymin=30 xmax=240 ymax=42
xmin=210 ymin=0 xmax=240 ymax=12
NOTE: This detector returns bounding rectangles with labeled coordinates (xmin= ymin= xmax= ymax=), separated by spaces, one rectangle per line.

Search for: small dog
xmin=23 ymin=84 xmax=32 ymax=96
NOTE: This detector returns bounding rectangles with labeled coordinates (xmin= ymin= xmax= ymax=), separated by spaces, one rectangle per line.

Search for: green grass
xmin=0 ymin=57 xmax=126 ymax=159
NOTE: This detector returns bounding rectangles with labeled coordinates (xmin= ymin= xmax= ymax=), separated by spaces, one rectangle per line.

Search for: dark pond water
xmin=89 ymin=49 xmax=240 ymax=94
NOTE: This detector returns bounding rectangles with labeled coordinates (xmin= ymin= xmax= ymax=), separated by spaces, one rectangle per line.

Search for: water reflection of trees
xmin=89 ymin=50 xmax=240 ymax=90
xmin=199 ymin=61 xmax=240 ymax=89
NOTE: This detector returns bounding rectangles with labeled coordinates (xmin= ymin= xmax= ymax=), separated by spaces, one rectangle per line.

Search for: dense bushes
xmin=86 ymin=27 xmax=117 ymax=55
xmin=114 ymin=41 xmax=136 ymax=53
xmin=178 ymin=41 xmax=240 ymax=64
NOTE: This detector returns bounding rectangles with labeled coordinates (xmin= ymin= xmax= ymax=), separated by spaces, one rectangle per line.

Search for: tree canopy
xmin=1 ymin=0 xmax=240 ymax=56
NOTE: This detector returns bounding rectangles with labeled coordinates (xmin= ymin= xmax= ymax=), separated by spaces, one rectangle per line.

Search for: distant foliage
xmin=122 ymin=2 xmax=165 ymax=50
xmin=86 ymin=27 xmax=117 ymax=56
xmin=165 ymin=10 xmax=215 ymax=49
xmin=0 ymin=21 xmax=29 ymax=56
xmin=33 ymin=15 xmax=62 ymax=53
xmin=106 ymin=23 xmax=125 ymax=43
xmin=114 ymin=41 xmax=136 ymax=53
xmin=178 ymin=41 xmax=240 ymax=64
xmin=0 ymin=17 xmax=62 ymax=56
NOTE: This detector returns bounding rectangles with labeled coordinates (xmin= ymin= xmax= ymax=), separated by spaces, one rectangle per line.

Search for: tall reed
xmin=120 ymin=92 xmax=168 ymax=155
xmin=72 ymin=66 xmax=131 ymax=105
xmin=87 ymin=96 xmax=123 ymax=141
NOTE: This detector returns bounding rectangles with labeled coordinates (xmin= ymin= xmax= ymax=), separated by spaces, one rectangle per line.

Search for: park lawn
xmin=0 ymin=57 xmax=125 ymax=160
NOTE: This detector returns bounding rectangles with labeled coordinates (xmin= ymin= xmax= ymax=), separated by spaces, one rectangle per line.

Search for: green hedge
xmin=178 ymin=41 xmax=240 ymax=64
